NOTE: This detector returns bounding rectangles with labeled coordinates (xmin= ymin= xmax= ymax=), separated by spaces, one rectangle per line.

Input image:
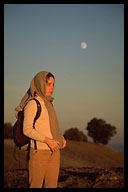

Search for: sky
xmin=4 ymin=4 xmax=124 ymax=152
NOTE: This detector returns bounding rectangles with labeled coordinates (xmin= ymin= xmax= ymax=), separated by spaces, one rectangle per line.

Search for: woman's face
xmin=45 ymin=77 xmax=55 ymax=96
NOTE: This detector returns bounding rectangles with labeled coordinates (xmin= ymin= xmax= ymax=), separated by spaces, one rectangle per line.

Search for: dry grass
xmin=60 ymin=140 xmax=124 ymax=168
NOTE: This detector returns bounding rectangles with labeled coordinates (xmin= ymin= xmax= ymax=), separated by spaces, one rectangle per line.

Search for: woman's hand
xmin=61 ymin=135 xmax=66 ymax=149
xmin=44 ymin=137 xmax=60 ymax=152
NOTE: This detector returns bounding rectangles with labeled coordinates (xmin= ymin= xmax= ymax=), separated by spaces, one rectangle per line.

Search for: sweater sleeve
xmin=23 ymin=100 xmax=45 ymax=142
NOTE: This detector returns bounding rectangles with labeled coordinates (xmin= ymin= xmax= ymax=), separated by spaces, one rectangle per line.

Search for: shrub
xmin=64 ymin=128 xmax=87 ymax=142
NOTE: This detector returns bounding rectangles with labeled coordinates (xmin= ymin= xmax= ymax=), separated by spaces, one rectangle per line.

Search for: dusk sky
xmin=4 ymin=4 xmax=124 ymax=150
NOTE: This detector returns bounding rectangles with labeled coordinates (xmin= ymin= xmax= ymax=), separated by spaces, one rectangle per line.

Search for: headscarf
xmin=14 ymin=71 xmax=63 ymax=146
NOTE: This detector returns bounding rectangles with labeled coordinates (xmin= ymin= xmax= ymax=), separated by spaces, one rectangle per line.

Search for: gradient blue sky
xmin=4 ymin=4 xmax=124 ymax=149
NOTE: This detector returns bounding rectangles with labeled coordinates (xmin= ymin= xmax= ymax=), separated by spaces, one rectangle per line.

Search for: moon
xmin=81 ymin=42 xmax=87 ymax=49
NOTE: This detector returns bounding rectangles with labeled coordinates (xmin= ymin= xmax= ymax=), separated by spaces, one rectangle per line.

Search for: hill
xmin=4 ymin=139 xmax=124 ymax=170
xmin=60 ymin=140 xmax=124 ymax=168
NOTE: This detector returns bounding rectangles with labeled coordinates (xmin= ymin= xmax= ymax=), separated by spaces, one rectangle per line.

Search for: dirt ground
xmin=4 ymin=167 xmax=124 ymax=188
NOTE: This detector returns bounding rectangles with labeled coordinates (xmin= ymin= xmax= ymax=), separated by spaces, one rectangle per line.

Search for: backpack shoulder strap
xmin=32 ymin=98 xmax=41 ymax=150
xmin=33 ymin=98 xmax=41 ymax=127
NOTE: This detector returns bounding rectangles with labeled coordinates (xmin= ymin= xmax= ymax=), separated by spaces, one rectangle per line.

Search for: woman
xmin=14 ymin=71 xmax=66 ymax=188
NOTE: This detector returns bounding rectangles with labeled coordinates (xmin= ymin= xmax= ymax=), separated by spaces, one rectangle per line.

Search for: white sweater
xmin=23 ymin=96 xmax=53 ymax=150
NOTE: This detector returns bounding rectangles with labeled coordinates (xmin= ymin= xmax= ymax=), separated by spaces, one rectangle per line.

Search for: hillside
xmin=60 ymin=140 xmax=124 ymax=168
xmin=4 ymin=139 xmax=124 ymax=188
xmin=4 ymin=139 xmax=124 ymax=170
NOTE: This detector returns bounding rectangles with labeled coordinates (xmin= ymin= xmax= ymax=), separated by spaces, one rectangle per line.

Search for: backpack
xmin=13 ymin=98 xmax=41 ymax=150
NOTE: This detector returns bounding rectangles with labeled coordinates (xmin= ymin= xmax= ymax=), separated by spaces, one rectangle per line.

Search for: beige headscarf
xmin=14 ymin=71 xmax=63 ymax=147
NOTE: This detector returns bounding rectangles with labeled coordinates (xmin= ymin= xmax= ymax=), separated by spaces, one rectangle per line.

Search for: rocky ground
xmin=4 ymin=167 xmax=124 ymax=188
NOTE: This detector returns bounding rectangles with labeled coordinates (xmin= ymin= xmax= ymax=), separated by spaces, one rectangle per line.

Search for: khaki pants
xmin=28 ymin=148 xmax=60 ymax=188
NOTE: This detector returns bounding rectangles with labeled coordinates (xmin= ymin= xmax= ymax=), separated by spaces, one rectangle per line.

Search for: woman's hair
xmin=46 ymin=72 xmax=55 ymax=83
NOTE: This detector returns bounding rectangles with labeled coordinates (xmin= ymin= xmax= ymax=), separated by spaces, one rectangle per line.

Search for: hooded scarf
xmin=14 ymin=71 xmax=63 ymax=147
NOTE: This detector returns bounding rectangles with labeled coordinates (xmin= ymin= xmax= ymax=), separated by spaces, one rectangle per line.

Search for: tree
xmin=64 ymin=128 xmax=87 ymax=142
xmin=4 ymin=122 xmax=13 ymax=139
xmin=86 ymin=118 xmax=117 ymax=145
